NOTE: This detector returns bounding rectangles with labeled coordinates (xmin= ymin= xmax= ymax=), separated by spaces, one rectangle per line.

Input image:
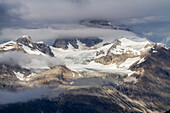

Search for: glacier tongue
xmin=50 ymin=36 xmax=152 ymax=76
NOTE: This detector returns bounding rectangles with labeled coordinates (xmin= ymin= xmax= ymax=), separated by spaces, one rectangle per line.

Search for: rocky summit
xmin=0 ymin=28 xmax=170 ymax=113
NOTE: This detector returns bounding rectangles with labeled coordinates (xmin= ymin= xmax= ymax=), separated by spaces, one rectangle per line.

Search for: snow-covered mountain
xmin=0 ymin=28 xmax=169 ymax=113
xmin=0 ymin=35 xmax=54 ymax=57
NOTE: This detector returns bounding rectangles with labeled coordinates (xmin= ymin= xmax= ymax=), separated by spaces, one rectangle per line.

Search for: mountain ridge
xmin=0 ymin=29 xmax=169 ymax=112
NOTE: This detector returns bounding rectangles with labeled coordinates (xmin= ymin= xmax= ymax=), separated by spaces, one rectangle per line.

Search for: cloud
xmin=0 ymin=87 xmax=65 ymax=104
xmin=0 ymin=87 xmax=49 ymax=104
xmin=1 ymin=0 xmax=170 ymax=23
xmin=0 ymin=51 xmax=65 ymax=69
xmin=0 ymin=27 xmax=138 ymax=43
xmin=0 ymin=0 xmax=170 ymax=47
xmin=162 ymin=36 xmax=170 ymax=46
xmin=142 ymin=32 xmax=153 ymax=37
xmin=122 ymin=16 xmax=170 ymax=25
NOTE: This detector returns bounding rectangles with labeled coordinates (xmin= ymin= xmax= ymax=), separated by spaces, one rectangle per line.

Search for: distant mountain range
xmin=0 ymin=20 xmax=169 ymax=113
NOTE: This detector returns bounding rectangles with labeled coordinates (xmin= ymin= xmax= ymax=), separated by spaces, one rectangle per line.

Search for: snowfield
xmin=50 ymin=34 xmax=151 ymax=76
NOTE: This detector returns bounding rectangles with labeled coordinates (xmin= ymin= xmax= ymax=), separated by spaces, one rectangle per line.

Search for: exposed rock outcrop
xmin=52 ymin=37 xmax=103 ymax=49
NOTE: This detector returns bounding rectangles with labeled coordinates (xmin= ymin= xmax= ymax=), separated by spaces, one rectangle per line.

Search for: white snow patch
xmin=107 ymin=22 xmax=112 ymax=26
xmin=36 ymin=41 xmax=44 ymax=44
xmin=14 ymin=71 xmax=36 ymax=81
xmin=95 ymin=43 xmax=113 ymax=59
xmin=153 ymin=50 xmax=157 ymax=53
xmin=22 ymin=45 xmax=45 ymax=56
xmin=25 ymin=73 xmax=36 ymax=81
xmin=3 ymin=46 xmax=15 ymax=50
xmin=14 ymin=71 xmax=25 ymax=81
xmin=76 ymin=40 xmax=86 ymax=50
xmin=124 ymin=76 xmax=138 ymax=83
xmin=72 ymin=73 xmax=75 ymax=77
xmin=137 ymin=57 xmax=145 ymax=64
xmin=29 ymin=43 xmax=33 ymax=47
xmin=119 ymin=57 xmax=141 ymax=69
xmin=110 ymin=38 xmax=150 ymax=55
xmin=78 ymin=73 xmax=82 ymax=77
xmin=67 ymin=43 xmax=74 ymax=50
xmin=0 ymin=41 xmax=16 ymax=50
xmin=86 ymin=61 xmax=136 ymax=76
xmin=0 ymin=41 xmax=16 ymax=47
xmin=70 ymin=81 xmax=74 ymax=85
xmin=27 ymin=73 xmax=36 ymax=78
xmin=21 ymin=35 xmax=30 ymax=38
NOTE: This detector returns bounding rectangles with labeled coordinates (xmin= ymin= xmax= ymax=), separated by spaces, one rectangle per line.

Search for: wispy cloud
xmin=0 ymin=87 xmax=65 ymax=104
xmin=0 ymin=27 xmax=137 ymax=43
xmin=162 ymin=36 xmax=170 ymax=46
xmin=123 ymin=16 xmax=170 ymax=25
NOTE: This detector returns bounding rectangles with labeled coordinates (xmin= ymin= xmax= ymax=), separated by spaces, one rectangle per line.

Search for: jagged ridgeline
xmin=52 ymin=37 xmax=103 ymax=49
xmin=0 ymin=27 xmax=170 ymax=113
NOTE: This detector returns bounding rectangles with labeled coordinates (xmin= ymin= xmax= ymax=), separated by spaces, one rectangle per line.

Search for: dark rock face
xmin=0 ymin=64 xmax=30 ymax=76
xmin=36 ymin=43 xmax=54 ymax=57
xmin=52 ymin=37 xmax=103 ymax=49
xmin=0 ymin=64 xmax=31 ymax=91
xmin=16 ymin=36 xmax=37 ymax=49
xmin=52 ymin=38 xmax=78 ymax=49
xmin=79 ymin=38 xmax=103 ymax=47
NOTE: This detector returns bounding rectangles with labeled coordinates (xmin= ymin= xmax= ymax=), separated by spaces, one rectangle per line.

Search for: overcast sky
xmin=0 ymin=0 xmax=170 ymax=46
xmin=1 ymin=0 xmax=170 ymax=24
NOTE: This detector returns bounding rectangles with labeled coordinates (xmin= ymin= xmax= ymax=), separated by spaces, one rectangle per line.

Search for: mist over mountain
xmin=0 ymin=0 xmax=170 ymax=113
xmin=0 ymin=29 xmax=169 ymax=112
xmin=0 ymin=0 xmax=170 ymax=46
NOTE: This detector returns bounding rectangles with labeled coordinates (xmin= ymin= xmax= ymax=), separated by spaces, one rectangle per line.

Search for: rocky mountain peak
xmin=16 ymin=35 xmax=37 ymax=49
xmin=17 ymin=35 xmax=32 ymax=43
xmin=5 ymin=36 xmax=54 ymax=57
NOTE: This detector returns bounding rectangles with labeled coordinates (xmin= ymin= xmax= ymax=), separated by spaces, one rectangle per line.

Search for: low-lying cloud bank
xmin=0 ymin=51 xmax=65 ymax=69
xmin=0 ymin=87 xmax=65 ymax=104
xmin=0 ymin=87 xmax=49 ymax=104
xmin=0 ymin=27 xmax=137 ymax=42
